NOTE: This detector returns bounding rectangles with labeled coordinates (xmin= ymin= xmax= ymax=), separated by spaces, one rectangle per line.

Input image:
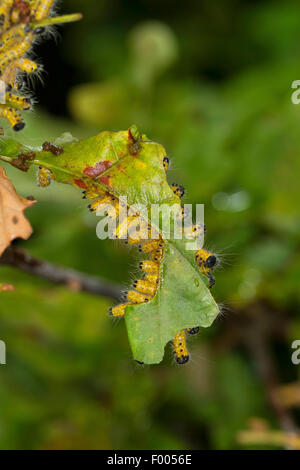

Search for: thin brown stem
xmin=0 ymin=246 xmax=122 ymax=301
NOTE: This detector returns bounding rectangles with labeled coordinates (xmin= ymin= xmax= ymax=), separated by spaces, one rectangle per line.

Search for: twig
xmin=0 ymin=246 xmax=122 ymax=301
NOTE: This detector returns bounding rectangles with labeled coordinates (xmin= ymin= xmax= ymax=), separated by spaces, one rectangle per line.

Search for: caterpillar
xmin=195 ymin=248 xmax=218 ymax=288
xmin=172 ymin=330 xmax=189 ymax=364
xmin=0 ymin=0 xmax=81 ymax=133
xmin=163 ymin=155 xmax=169 ymax=171
xmin=37 ymin=165 xmax=52 ymax=186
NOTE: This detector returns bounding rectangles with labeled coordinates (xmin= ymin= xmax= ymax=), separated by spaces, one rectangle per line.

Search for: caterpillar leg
xmin=0 ymin=33 xmax=34 ymax=71
xmin=0 ymin=105 xmax=25 ymax=130
xmin=139 ymin=238 xmax=164 ymax=254
xmin=195 ymin=248 xmax=218 ymax=288
xmin=139 ymin=260 xmax=159 ymax=274
xmin=124 ymin=290 xmax=152 ymax=304
xmin=172 ymin=330 xmax=189 ymax=364
xmin=31 ymin=0 xmax=55 ymax=21
xmin=109 ymin=304 xmax=126 ymax=318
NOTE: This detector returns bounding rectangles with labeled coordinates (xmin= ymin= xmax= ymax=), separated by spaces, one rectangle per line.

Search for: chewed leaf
xmin=0 ymin=127 xmax=178 ymax=207
xmin=125 ymin=242 xmax=219 ymax=364
xmin=0 ymin=126 xmax=219 ymax=365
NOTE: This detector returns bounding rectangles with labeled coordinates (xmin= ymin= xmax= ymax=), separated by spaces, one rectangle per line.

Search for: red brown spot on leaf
xmin=98 ymin=176 xmax=111 ymax=186
xmin=74 ymin=179 xmax=88 ymax=190
xmin=83 ymin=161 xmax=112 ymax=178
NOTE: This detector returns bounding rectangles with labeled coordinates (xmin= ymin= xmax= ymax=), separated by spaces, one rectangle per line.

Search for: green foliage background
xmin=0 ymin=0 xmax=299 ymax=449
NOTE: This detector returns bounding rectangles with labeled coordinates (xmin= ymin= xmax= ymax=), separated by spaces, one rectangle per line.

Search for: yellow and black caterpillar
xmin=71 ymin=156 xmax=219 ymax=366
xmin=0 ymin=0 xmax=81 ymax=133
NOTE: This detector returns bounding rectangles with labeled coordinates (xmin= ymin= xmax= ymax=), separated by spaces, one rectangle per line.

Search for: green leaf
xmin=125 ymin=242 xmax=219 ymax=364
xmin=0 ymin=125 xmax=219 ymax=364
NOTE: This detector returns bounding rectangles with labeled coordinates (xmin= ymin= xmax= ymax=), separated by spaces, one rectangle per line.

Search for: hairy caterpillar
xmin=195 ymin=248 xmax=218 ymax=288
xmin=172 ymin=330 xmax=189 ymax=364
xmin=163 ymin=155 xmax=169 ymax=171
xmin=37 ymin=165 xmax=52 ymax=186
xmin=0 ymin=0 xmax=81 ymax=132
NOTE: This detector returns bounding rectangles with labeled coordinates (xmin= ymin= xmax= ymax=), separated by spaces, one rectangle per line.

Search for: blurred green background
xmin=0 ymin=0 xmax=300 ymax=449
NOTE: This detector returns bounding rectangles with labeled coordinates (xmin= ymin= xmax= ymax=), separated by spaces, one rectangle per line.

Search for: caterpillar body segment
xmin=132 ymin=280 xmax=156 ymax=297
xmin=0 ymin=58 xmax=37 ymax=91
xmin=126 ymin=234 xmax=143 ymax=245
xmin=0 ymin=104 xmax=24 ymax=130
xmin=31 ymin=0 xmax=55 ymax=21
xmin=16 ymin=57 xmax=37 ymax=74
xmin=11 ymin=0 xmax=31 ymax=25
xmin=124 ymin=290 xmax=152 ymax=304
xmin=5 ymin=90 xmax=31 ymax=109
xmin=184 ymin=223 xmax=206 ymax=240
xmin=172 ymin=330 xmax=189 ymax=364
xmin=37 ymin=166 xmax=52 ymax=187
xmin=82 ymin=188 xmax=103 ymax=200
xmin=171 ymin=183 xmax=185 ymax=199
xmin=144 ymin=273 xmax=159 ymax=285
xmin=0 ymin=1 xmax=14 ymax=33
xmin=0 ymin=23 xmax=30 ymax=49
xmin=195 ymin=248 xmax=218 ymax=288
xmin=139 ymin=260 xmax=159 ymax=274
xmin=139 ymin=238 xmax=164 ymax=254
xmin=109 ymin=304 xmax=126 ymax=318
xmin=105 ymin=200 xmax=127 ymax=220
xmin=163 ymin=155 xmax=169 ymax=171
xmin=150 ymin=248 xmax=164 ymax=262
xmin=177 ymin=206 xmax=189 ymax=220
xmin=0 ymin=32 xmax=34 ymax=71
xmin=87 ymin=194 xmax=116 ymax=213
xmin=112 ymin=214 xmax=140 ymax=239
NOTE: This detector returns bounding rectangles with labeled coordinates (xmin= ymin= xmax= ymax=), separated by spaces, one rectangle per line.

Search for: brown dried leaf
xmin=0 ymin=166 xmax=35 ymax=255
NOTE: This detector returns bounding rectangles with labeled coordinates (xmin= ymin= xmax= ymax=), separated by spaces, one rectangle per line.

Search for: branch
xmin=0 ymin=246 xmax=122 ymax=301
